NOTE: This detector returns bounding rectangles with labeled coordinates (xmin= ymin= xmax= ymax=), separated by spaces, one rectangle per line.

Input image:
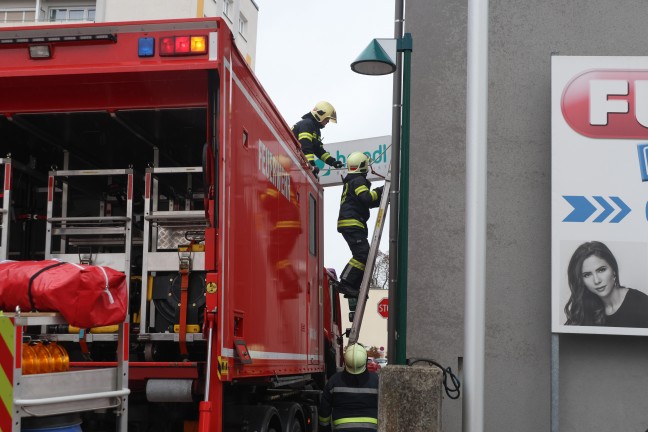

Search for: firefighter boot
xmin=329 ymin=278 xmax=359 ymax=298
xmin=336 ymin=264 xmax=361 ymax=298
xmin=336 ymin=283 xmax=359 ymax=298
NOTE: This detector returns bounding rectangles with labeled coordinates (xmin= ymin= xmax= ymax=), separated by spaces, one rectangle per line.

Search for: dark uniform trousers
xmin=339 ymin=228 xmax=370 ymax=292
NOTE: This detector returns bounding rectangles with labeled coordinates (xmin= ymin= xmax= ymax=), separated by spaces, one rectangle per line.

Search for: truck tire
xmin=288 ymin=416 xmax=303 ymax=432
xmin=273 ymin=401 xmax=305 ymax=432
xmin=223 ymin=405 xmax=281 ymax=432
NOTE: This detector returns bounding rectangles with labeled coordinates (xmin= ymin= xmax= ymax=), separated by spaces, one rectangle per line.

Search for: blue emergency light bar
xmin=138 ymin=37 xmax=155 ymax=57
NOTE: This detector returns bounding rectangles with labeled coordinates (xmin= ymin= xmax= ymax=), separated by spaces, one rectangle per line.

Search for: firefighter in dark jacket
xmin=292 ymin=101 xmax=343 ymax=176
xmin=335 ymin=152 xmax=383 ymax=298
xmin=319 ymin=343 xmax=379 ymax=431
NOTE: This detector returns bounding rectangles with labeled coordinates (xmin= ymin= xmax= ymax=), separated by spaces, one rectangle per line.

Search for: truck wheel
xmin=288 ymin=416 xmax=304 ymax=432
xmin=272 ymin=401 xmax=304 ymax=432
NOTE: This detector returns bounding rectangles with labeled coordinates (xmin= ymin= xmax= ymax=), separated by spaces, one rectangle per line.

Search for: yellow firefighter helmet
xmin=344 ymin=343 xmax=368 ymax=374
xmin=346 ymin=152 xmax=370 ymax=174
xmin=311 ymin=101 xmax=337 ymax=124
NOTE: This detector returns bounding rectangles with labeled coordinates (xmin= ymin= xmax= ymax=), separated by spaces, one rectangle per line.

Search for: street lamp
xmin=351 ymin=33 xmax=413 ymax=365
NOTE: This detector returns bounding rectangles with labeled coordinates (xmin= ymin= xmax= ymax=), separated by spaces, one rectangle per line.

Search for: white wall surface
xmin=339 ymin=289 xmax=388 ymax=351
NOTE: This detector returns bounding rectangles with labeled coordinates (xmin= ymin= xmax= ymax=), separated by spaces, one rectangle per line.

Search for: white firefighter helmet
xmin=311 ymin=101 xmax=337 ymax=124
xmin=346 ymin=152 xmax=370 ymax=174
xmin=344 ymin=343 xmax=368 ymax=374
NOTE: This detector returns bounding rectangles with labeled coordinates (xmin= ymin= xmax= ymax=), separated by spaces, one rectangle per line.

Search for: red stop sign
xmin=377 ymin=297 xmax=389 ymax=319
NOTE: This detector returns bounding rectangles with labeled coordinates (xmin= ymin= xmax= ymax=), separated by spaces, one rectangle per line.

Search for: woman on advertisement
xmin=565 ymin=241 xmax=648 ymax=328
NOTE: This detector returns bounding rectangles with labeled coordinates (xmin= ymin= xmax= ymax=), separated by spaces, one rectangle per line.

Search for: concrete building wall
xmin=406 ymin=1 xmax=648 ymax=431
xmin=100 ymin=0 xmax=198 ymax=21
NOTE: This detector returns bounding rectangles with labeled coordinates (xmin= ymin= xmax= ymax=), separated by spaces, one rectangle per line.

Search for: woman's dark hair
xmin=564 ymin=241 xmax=619 ymax=326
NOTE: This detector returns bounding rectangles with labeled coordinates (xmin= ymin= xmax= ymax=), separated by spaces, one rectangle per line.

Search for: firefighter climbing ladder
xmin=347 ymin=171 xmax=391 ymax=345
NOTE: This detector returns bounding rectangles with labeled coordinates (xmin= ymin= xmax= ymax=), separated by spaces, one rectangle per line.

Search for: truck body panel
xmin=0 ymin=17 xmax=342 ymax=432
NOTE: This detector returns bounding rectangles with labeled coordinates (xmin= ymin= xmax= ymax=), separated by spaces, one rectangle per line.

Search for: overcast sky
xmin=255 ymin=0 xmax=395 ymax=276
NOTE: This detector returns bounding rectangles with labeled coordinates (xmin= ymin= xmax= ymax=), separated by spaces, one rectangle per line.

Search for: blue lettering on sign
xmin=563 ymin=195 xmax=631 ymax=223
xmin=637 ymin=143 xmax=648 ymax=182
xmin=316 ymin=144 xmax=389 ymax=177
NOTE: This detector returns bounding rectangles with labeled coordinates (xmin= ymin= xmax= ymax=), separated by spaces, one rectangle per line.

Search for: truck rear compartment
xmin=2 ymin=106 xmax=208 ymax=260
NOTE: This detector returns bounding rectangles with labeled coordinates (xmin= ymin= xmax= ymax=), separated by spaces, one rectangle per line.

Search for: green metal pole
xmin=396 ymin=33 xmax=413 ymax=365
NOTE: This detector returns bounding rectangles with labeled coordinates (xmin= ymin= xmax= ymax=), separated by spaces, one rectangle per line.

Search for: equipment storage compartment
xmin=0 ymin=312 xmax=129 ymax=432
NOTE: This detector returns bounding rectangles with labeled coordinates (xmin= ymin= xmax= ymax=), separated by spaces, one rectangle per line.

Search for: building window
xmin=223 ymin=0 xmax=233 ymax=21
xmin=238 ymin=14 xmax=247 ymax=40
xmin=49 ymin=7 xmax=95 ymax=22
xmin=0 ymin=9 xmax=36 ymax=23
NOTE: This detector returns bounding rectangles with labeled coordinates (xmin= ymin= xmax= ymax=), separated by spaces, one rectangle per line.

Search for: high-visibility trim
xmin=340 ymin=184 xmax=349 ymax=204
xmin=349 ymin=258 xmax=366 ymax=271
xmin=298 ymin=132 xmax=314 ymax=141
xmin=220 ymin=348 xmax=321 ymax=361
xmin=330 ymin=386 xmax=378 ymax=394
xmin=306 ymin=154 xmax=316 ymax=162
xmin=276 ymin=221 xmax=301 ymax=229
xmin=337 ymin=219 xmax=366 ymax=229
xmin=0 ymin=317 xmax=14 ymax=432
xmin=318 ymin=415 xmax=332 ymax=426
xmin=370 ymin=190 xmax=378 ymax=200
xmin=321 ymin=152 xmax=331 ymax=160
xmin=355 ymin=185 xmax=369 ymax=195
xmin=333 ymin=417 xmax=378 ymax=426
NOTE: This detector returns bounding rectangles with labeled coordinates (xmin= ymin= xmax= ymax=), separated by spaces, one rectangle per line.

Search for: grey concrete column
xmin=378 ymin=364 xmax=443 ymax=432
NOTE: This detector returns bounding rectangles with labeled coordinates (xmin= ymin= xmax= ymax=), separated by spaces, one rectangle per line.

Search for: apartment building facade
xmin=0 ymin=0 xmax=258 ymax=68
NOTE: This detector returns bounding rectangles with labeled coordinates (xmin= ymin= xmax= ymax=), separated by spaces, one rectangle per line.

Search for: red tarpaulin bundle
xmin=0 ymin=260 xmax=127 ymax=328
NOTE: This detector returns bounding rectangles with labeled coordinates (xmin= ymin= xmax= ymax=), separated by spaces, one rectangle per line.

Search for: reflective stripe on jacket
xmin=337 ymin=173 xmax=381 ymax=233
xmin=318 ymin=370 xmax=379 ymax=431
xmin=292 ymin=113 xmax=335 ymax=166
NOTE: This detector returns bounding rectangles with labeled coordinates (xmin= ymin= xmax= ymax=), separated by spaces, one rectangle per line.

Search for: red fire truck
xmin=0 ymin=18 xmax=343 ymax=432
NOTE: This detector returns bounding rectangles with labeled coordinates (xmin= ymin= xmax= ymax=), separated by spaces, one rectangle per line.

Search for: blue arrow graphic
xmin=593 ymin=196 xmax=614 ymax=223
xmin=609 ymin=196 xmax=631 ymax=223
xmin=563 ymin=196 xmax=596 ymax=222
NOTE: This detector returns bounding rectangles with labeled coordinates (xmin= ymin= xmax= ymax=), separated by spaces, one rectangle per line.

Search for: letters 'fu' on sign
xmin=377 ymin=297 xmax=389 ymax=319
xmin=552 ymin=56 xmax=648 ymax=337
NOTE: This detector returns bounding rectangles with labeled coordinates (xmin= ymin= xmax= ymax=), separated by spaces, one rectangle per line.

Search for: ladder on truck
xmin=138 ymin=165 xmax=208 ymax=353
xmin=0 ymin=156 xmax=12 ymax=261
xmin=30 ymin=167 xmax=135 ymax=431
xmin=346 ymin=171 xmax=391 ymax=345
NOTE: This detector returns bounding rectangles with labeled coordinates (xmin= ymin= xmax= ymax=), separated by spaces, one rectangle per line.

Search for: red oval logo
xmin=562 ymin=69 xmax=648 ymax=139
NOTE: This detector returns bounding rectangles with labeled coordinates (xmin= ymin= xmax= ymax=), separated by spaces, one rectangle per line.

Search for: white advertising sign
xmin=316 ymin=136 xmax=390 ymax=187
xmin=552 ymin=56 xmax=648 ymax=336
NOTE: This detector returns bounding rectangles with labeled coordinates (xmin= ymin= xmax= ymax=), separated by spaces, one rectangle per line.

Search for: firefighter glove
xmin=312 ymin=165 xmax=320 ymax=176
xmin=333 ymin=160 xmax=344 ymax=169
xmin=375 ymin=186 xmax=384 ymax=198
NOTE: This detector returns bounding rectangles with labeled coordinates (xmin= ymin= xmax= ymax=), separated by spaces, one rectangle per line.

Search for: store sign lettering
xmin=562 ymin=70 xmax=648 ymax=139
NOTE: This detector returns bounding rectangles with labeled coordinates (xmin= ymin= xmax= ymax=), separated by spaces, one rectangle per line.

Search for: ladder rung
xmin=48 ymin=216 xmax=130 ymax=223
xmin=52 ymin=227 xmax=126 ymax=236
xmin=145 ymin=210 xmax=206 ymax=222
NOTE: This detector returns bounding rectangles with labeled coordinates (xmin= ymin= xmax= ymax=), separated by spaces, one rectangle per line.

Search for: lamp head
xmin=350 ymin=39 xmax=397 ymax=76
